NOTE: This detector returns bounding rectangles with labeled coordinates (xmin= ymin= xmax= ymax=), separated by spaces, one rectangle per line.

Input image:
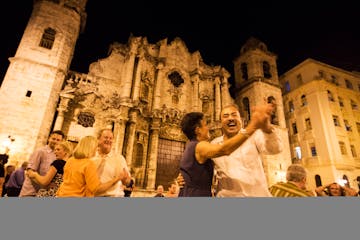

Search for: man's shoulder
xmin=33 ymin=145 xmax=51 ymax=154
xmin=101 ymin=151 xmax=126 ymax=165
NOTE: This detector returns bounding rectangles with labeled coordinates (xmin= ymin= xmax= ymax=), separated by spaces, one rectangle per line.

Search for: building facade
xmin=279 ymin=59 xmax=360 ymax=190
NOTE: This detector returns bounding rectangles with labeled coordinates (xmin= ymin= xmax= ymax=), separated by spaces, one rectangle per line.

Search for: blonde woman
xmin=56 ymin=136 xmax=127 ymax=197
xmin=27 ymin=141 xmax=73 ymax=197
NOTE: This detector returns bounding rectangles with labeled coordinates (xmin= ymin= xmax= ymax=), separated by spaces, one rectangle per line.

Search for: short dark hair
xmin=50 ymin=130 xmax=66 ymax=139
xmin=180 ymin=112 xmax=204 ymax=140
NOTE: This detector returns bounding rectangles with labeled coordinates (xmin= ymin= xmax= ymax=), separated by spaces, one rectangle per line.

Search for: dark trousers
xmin=6 ymin=187 xmax=21 ymax=197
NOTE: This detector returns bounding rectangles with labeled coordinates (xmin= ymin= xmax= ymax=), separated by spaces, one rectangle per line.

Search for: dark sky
xmin=1 ymin=1 xmax=359 ymax=87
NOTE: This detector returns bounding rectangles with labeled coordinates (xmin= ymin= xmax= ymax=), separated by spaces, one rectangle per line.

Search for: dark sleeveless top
xmin=179 ymin=140 xmax=213 ymax=197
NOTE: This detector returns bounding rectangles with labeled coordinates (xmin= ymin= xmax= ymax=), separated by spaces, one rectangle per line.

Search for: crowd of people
xmin=0 ymin=100 xmax=358 ymax=198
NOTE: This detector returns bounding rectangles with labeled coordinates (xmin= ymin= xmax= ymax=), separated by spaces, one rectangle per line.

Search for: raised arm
xmin=196 ymin=103 xmax=273 ymax=163
xmin=315 ymin=185 xmax=329 ymax=196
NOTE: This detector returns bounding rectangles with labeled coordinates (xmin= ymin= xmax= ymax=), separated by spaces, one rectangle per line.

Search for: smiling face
xmin=97 ymin=129 xmax=114 ymax=155
xmin=329 ymin=183 xmax=342 ymax=196
xmin=47 ymin=133 xmax=64 ymax=151
xmin=54 ymin=144 xmax=67 ymax=160
xmin=220 ymin=105 xmax=242 ymax=139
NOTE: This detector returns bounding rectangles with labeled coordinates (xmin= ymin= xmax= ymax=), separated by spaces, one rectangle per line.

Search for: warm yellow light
xmin=2 ymin=137 xmax=11 ymax=148
xmin=337 ymin=179 xmax=347 ymax=186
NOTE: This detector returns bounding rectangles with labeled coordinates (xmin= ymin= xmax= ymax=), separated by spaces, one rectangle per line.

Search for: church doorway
xmin=155 ymin=138 xmax=185 ymax=190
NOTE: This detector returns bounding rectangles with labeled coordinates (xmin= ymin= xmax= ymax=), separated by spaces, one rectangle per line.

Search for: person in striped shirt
xmin=269 ymin=164 xmax=315 ymax=197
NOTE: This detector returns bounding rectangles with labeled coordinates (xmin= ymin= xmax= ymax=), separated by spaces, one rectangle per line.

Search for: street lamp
xmin=2 ymin=135 xmax=15 ymax=154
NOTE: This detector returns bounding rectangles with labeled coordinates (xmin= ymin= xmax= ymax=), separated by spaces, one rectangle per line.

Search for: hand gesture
xmin=26 ymin=169 xmax=36 ymax=179
xmin=176 ymin=172 xmax=185 ymax=188
xmin=119 ymin=167 xmax=130 ymax=185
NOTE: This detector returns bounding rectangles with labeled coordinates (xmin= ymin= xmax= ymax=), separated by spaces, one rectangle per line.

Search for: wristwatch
xmin=240 ymin=128 xmax=250 ymax=138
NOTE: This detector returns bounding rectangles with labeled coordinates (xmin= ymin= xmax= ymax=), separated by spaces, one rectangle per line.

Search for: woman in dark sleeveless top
xmin=179 ymin=140 xmax=213 ymax=196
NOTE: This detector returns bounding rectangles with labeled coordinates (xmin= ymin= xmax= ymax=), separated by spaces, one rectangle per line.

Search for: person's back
xmin=2 ymin=165 xmax=15 ymax=197
xmin=56 ymin=156 xmax=99 ymax=197
xmin=6 ymin=162 xmax=28 ymax=197
xmin=269 ymin=182 xmax=314 ymax=197
xmin=269 ymin=164 xmax=314 ymax=197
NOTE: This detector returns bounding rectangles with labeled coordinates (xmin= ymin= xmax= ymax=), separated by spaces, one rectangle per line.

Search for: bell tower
xmin=232 ymin=37 xmax=292 ymax=186
xmin=0 ymin=0 xmax=87 ymax=163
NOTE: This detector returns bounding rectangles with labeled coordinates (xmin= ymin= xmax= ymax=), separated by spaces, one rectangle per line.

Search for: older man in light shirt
xmin=92 ymin=128 xmax=132 ymax=197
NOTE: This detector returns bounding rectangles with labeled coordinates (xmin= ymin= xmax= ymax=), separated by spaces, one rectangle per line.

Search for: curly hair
xmin=180 ymin=112 xmax=204 ymax=140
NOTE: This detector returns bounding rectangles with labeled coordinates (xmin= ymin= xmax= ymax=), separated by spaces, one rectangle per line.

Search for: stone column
xmin=53 ymin=96 xmax=72 ymax=130
xmin=190 ymin=70 xmax=200 ymax=111
xmin=152 ymin=62 xmax=164 ymax=110
xmin=214 ymin=76 xmax=221 ymax=121
xmin=121 ymin=49 xmax=137 ymax=98
xmin=145 ymin=119 xmax=160 ymax=190
xmin=113 ymin=118 xmax=127 ymax=155
xmin=221 ymin=78 xmax=233 ymax=107
xmin=124 ymin=111 xmax=137 ymax=166
xmin=132 ymin=55 xmax=143 ymax=101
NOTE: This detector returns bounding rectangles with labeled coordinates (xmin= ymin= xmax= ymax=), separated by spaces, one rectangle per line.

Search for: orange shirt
xmin=56 ymin=157 xmax=100 ymax=197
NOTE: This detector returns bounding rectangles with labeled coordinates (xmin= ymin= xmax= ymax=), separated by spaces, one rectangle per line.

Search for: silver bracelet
xmin=240 ymin=129 xmax=250 ymax=138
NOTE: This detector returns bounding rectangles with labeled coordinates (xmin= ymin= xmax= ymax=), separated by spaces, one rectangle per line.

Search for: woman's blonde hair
xmin=56 ymin=141 xmax=74 ymax=157
xmin=73 ymin=136 xmax=98 ymax=159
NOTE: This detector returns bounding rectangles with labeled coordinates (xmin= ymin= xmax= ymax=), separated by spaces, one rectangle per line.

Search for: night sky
xmin=1 ymin=0 xmax=359 ymax=88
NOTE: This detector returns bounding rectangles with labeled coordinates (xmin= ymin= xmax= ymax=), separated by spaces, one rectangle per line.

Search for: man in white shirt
xmin=92 ymin=129 xmax=132 ymax=197
xmin=211 ymin=103 xmax=283 ymax=197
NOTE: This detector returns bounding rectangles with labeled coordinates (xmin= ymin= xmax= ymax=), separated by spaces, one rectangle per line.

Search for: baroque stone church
xmin=0 ymin=0 xmax=292 ymax=193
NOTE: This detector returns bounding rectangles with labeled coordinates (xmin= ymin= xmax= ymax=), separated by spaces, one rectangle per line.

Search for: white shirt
xmin=211 ymin=129 xmax=283 ymax=197
xmin=92 ymin=151 xmax=130 ymax=197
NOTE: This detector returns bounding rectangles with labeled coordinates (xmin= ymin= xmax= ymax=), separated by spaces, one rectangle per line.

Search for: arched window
xmin=315 ymin=175 xmax=322 ymax=187
xmin=284 ymin=81 xmax=291 ymax=93
xmin=262 ymin=61 xmax=272 ymax=79
xmin=343 ymin=175 xmax=350 ymax=188
xmin=301 ymin=95 xmax=307 ymax=106
xmin=267 ymin=96 xmax=278 ymax=125
xmin=202 ymin=100 xmax=209 ymax=113
xmin=327 ymin=90 xmax=334 ymax=102
xmin=39 ymin=28 xmax=56 ymax=49
xmin=345 ymin=79 xmax=353 ymax=89
xmin=241 ymin=63 xmax=248 ymax=80
xmin=172 ymin=95 xmax=179 ymax=104
xmin=288 ymin=101 xmax=294 ymax=112
xmin=338 ymin=97 xmax=344 ymax=107
xmin=351 ymin=99 xmax=358 ymax=110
